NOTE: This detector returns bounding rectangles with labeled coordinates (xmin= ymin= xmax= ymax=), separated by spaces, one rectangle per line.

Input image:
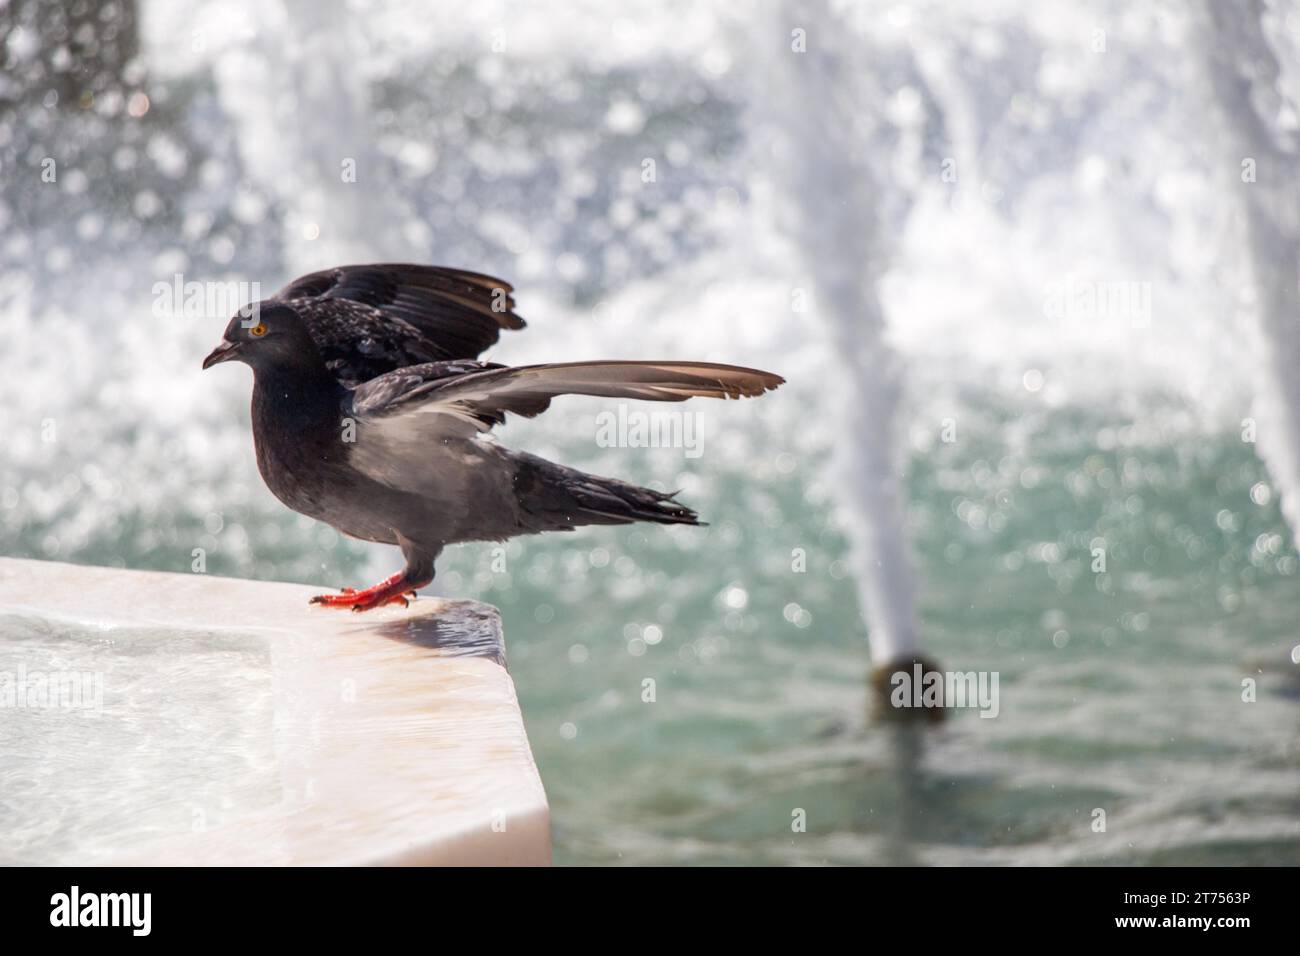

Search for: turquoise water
xmin=502 ymin=394 xmax=1300 ymax=865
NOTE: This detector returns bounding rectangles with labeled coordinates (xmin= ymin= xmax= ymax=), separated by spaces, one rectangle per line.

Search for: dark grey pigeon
xmin=203 ymin=263 xmax=784 ymax=611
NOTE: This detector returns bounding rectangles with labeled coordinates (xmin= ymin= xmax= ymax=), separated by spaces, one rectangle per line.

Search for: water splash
xmin=204 ymin=0 xmax=418 ymax=268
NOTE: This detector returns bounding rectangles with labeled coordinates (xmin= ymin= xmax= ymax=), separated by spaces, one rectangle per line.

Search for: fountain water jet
xmin=748 ymin=0 xmax=925 ymax=678
xmin=1197 ymin=1 xmax=1300 ymax=552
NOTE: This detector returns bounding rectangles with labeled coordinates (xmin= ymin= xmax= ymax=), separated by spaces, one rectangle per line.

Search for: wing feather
xmin=344 ymin=360 xmax=784 ymax=492
xmin=272 ymin=264 xmax=524 ymax=386
xmin=351 ymin=360 xmax=785 ymax=434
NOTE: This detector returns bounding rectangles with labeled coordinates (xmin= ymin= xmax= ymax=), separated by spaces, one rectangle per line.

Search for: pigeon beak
xmin=202 ymin=340 xmax=241 ymax=369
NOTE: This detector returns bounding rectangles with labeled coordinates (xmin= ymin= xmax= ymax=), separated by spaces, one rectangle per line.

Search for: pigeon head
xmin=202 ymin=302 xmax=322 ymax=374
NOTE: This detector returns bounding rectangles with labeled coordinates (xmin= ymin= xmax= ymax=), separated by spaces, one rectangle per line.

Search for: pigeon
xmin=202 ymin=263 xmax=783 ymax=611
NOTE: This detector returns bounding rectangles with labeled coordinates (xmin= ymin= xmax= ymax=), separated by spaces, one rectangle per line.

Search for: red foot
xmin=310 ymin=573 xmax=418 ymax=613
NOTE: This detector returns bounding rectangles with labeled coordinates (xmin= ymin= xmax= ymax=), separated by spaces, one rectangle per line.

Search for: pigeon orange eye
xmin=249 ymin=323 xmax=268 ymax=337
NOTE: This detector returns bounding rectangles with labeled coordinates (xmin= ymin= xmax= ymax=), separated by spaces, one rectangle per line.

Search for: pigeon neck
xmin=250 ymin=361 xmax=344 ymax=426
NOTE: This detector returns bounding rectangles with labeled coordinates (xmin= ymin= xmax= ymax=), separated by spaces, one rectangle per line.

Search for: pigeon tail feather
xmin=510 ymin=451 xmax=703 ymax=532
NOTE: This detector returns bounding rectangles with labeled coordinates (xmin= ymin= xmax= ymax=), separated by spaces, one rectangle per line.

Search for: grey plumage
xmin=203 ymin=263 xmax=784 ymax=611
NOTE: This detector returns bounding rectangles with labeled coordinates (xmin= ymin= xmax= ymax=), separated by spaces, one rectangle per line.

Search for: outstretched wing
xmin=273 ymin=264 xmax=525 ymax=386
xmin=351 ymin=360 xmax=784 ymax=434
xmin=345 ymin=360 xmax=785 ymax=491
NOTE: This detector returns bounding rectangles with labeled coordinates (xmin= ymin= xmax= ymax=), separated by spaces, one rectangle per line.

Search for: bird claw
xmin=351 ymin=593 xmax=409 ymax=612
xmin=310 ymin=577 xmax=415 ymax=612
xmin=309 ymin=590 xmax=351 ymax=606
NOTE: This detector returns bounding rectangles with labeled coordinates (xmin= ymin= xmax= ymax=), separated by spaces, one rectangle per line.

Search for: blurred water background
xmin=3 ymin=0 xmax=1300 ymax=864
